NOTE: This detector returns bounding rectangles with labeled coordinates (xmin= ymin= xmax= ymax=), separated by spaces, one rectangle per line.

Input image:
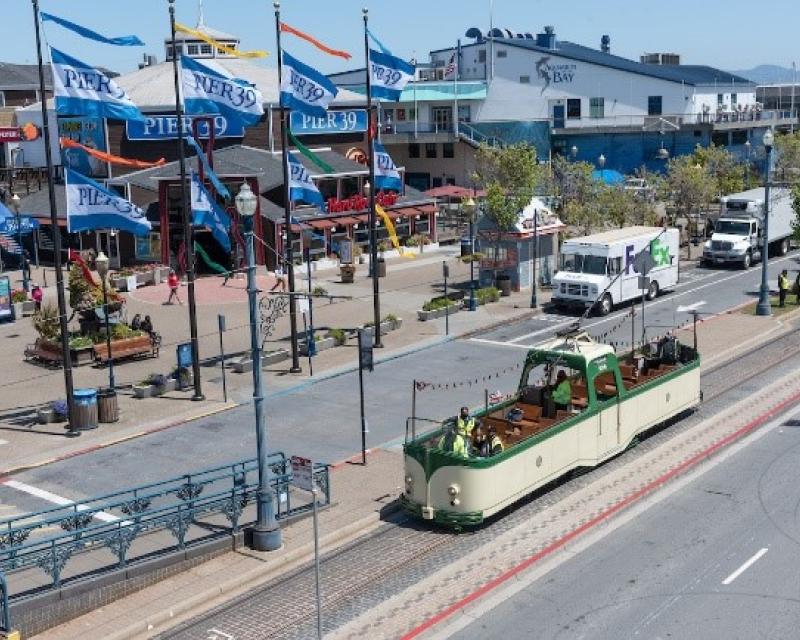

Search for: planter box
xmin=361 ymin=320 xmax=397 ymax=337
xmin=133 ymin=384 xmax=153 ymax=399
xmin=22 ymin=300 xmax=36 ymax=316
xmin=417 ymin=305 xmax=460 ymax=321
xmin=70 ymin=345 xmax=95 ymax=366
xmin=299 ymin=336 xmax=336 ymax=356
xmin=231 ymin=349 xmax=289 ymax=373
xmin=12 ymin=302 xmax=23 ymax=320
xmin=136 ymin=271 xmax=155 ymax=286
xmin=111 ymin=277 xmax=129 ymax=291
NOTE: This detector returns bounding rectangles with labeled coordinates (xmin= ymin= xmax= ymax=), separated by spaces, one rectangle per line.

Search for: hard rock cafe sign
xmin=326 ymin=191 xmax=398 ymax=213
xmin=345 ymin=147 xmax=368 ymax=165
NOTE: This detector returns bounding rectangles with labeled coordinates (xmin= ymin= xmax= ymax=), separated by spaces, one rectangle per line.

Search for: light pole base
xmin=191 ymin=393 xmax=206 ymax=401
xmin=755 ymin=301 xmax=772 ymax=316
xmin=250 ymin=524 xmax=282 ymax=552
xmin=289 ymin=366 xmax=302 ymax=374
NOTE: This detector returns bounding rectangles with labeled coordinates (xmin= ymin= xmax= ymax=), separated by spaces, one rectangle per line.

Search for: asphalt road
xmin=1 ymin=254 xmax=798 ymax=517
xmin=450 ymin=406 xmax=800 ymax=640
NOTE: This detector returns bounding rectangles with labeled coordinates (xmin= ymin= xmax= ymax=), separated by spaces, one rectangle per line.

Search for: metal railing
xmin=0 ymin=454 xmax=330 ymax=593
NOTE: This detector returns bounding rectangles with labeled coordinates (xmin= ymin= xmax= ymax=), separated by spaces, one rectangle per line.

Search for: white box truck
xmin=703 ymin=187 xmax=794 ymax=269
xmin=552 ymin=226 xmax=680 ymax=316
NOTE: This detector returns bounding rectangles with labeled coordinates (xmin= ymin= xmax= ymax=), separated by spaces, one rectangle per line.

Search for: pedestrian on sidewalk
xmin=31 ymin=282 xmax=43 ymax=311
xmin=270 ymin=262 xmax=287 ymax=292
xmin=778 ymin=269 xmax=789 ymax=308
xmin=166 ymin=269 xmax=182 ymax=305
xmin=794 ymin=272 xmax=800 ymax=305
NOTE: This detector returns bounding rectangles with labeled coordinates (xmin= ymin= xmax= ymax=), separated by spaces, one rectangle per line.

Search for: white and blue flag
xmin=288 ymin=152 xmax=324 ymax=207
xmin=66 ymin=169 xmax=151 ymax=236
xmin=190 ymin=173 xmax=231 ymax=252
xmin=181 ymin=56 xmax=264 ymax=128
xmin=369 ymin=49 xmax=415 ymax=101
xmin=280 ymin=51 xmax=338 ymax=118
xmin=374 ymin=142 xmax=403 ymax=192
xmin=51 ymin=48 xmax=145 ymax=121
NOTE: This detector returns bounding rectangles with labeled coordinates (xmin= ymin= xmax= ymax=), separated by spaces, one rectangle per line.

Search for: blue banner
xmin=51 ymin=48 xmax=145 ymax=122
xmin=186 ymin=135 xmax=231 ymax=201
xmin=126 ymin=115 xmax=245 ymax=141
xmin=288 ymin=152 xmax=324 ymax=207
xmin=290 ymin=109 xmax=367 ymax=135
xmin=369 ymin=49 xmax=415 ymax=102
xmin=191 ymin=173 xmax=231 ymax=252
xmin=373 ymin=142 xmax=403 ymax=192
xmin=41 ymin=12 xmax=144 ymax=47
xmin=66 ymin=169 xmax=151 ymax=236
xmin=280 ymin=51 xmax=338 ymax=118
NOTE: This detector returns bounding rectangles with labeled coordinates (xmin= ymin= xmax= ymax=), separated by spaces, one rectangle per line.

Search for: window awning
xmin=385 ymin=206 xmax=416 ymax=219
xmin=413 ymin=204 xmax=438 ymax=214
xmin=307 ymin=219 xmax=335 ymax=230
xmin=332 ymin=216 xmax=360 ymax=226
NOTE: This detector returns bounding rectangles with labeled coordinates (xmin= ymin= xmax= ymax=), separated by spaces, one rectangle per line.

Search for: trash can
xmin=97 ymin=387 xmax=119 ymax=423
xmin=73 ymin=388 xmax=98 ymax=430
xmin=460 ymin=236 xmax=473 ymax=257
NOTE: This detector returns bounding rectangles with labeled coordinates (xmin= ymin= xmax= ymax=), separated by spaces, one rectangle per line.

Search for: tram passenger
xmin=456 ymin=406 xmax=476 ymax=438
xmin=438 ymin=425 xmax=469 ymax=458
xmin=552 ymin=370 xmax=572 ymax=412
xmin=486 ymin=425 xmax=504 ymax=456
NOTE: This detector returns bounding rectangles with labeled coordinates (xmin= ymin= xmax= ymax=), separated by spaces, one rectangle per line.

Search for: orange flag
xmin=280 ymin=22 xmax=351 ymax=60
xmin=60 ymin=137 xmax=166 ymax=169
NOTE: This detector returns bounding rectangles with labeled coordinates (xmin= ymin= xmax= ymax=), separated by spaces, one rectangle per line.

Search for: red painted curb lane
xmin=330 ymin=449 xmax=374 ymax=470
xmin=400 ymin=389 xmax=800 ymax=640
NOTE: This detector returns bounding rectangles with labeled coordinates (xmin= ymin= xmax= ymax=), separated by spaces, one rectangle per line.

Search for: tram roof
xmin=530 ymin=333 xmax=615 ymax=365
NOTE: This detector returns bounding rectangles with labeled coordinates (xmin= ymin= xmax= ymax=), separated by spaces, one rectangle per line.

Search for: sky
xmin=3 ymin=0 xmax=798 ymax=76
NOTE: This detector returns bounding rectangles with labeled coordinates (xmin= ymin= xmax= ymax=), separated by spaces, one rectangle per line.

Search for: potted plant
xmin=353 ymin=244 xmax=365 ymax=264
xmin=133 ymin=376 xmax=154 ymax=399
xmin=417 ymin=296 xmax=460 ymax=321
xmin=148 ymin=373 xmax=170 ymax=395
xmin=68 ymin=334 xmax=95 ymax=366
xmin=327 ymin=328 xmax=348 ymax=346
xmin=11 ymin=289 xmax=27 ymax=320
xmin=174 ymin=366 xmax=192 ymax=390
xmin=51 ymin=399 xmax=68 ymax=422
xmin=383 ymin=314 xmax=402 ymax=331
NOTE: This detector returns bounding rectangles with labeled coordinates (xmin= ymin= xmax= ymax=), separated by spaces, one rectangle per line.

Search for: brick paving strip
xmin=328 ymin=371 xmax=800 ymax=640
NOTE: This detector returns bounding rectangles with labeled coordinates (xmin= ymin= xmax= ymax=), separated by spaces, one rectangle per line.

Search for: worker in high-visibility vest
xmin=552 ymin=370 xmax=572 ymax=411
xmin=438 ymin=425 xmax=469 ymax=458
xmin=778 ymin=269 xmax=790 ymax=308
xmin=456 ymin=406 xmax=476 ymax=439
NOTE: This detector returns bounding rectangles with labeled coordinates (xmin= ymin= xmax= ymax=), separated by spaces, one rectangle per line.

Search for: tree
xmin=594 ymin=185 xmax=638 ymax=229
xmin=661 ymin=156 xmax=715 ymax=231
xmin=774 ymin=132 xmax=800 ymax=182
xmin=473 ymin=144 xmax=542 ymax=270
xmin=551 ymin=155 xmax=595 ymax=207
xmin=792 ymin=183 xmax=800 ymax=245
xmin=693 ymin=144 xmax=744 ymax=196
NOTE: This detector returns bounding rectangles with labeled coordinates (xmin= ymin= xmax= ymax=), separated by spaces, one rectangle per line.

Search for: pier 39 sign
xmin=290 ymin=109 xmax=368 ymax=135
xmin=126 ymin=114 xmax=245 ymax=141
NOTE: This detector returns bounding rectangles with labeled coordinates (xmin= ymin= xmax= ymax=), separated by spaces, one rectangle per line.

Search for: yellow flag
xmin=376 ymin=204 xmax=415 ymax=259
xmin=175 ymin=23 xmax=268 ymax=58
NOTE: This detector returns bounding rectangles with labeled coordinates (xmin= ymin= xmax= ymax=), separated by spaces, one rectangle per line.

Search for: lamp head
xmin=598 ymin=154 xmax=606 ymax=168
xmin=762 ymin=129 xmax=774 ymax=149
xmin=95 ymin=250 xmax=109 ymax=278
xmin=235 ymin=182 xmax=257 ymax=218
xmin=570 ymin=145 xmax=578 ymax=158
xmin=363 ymin=180 xmax=371 ymax=197
xmin=463 ymin=196 xmax=476 ymax=215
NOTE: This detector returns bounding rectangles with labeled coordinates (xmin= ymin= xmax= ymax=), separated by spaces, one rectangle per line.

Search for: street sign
xmin=442 ymin=262 xmax=450 ymax=279
xmin=291 ymin=455 xmax=314 ymax=491
xmin=637 ymin=276 xmax=650 ymax=290
xmin=290 ymin=109 xmax=368 ymax=135
xmin=338 ymin=239 xmax=353 ymax=264
xmin=217 ymin=313 xmax=226 ymax=332
xmin=358 ymin=329 xmax=374 ymax=372
xmin=633 ymin=250 xmax=656 ymax=276
xmin=176 ymin=342 xmax=193 ymax=368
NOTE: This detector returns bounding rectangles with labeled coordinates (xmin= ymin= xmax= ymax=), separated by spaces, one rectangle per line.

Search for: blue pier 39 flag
xmin=191 ymin=173 xmax=232 ymax=252
xmin=181 ymin=56 xmax=264 ymax=128
xmin=66 ymin=169 xmax=151 ymax=236
xmin=373 ymin=142 xmax=403 ymax=192
xmin=280 ymin=51 xmax=338 ymax=118
xmin=369 ymin=49 xmax=415 ymax=101
xmin=51 ymin=48 xmax=145 ymax=121
xmin=288 ymin=152 xmax=324 ymax=206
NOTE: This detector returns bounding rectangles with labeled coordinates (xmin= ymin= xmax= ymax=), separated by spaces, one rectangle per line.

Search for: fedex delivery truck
xmin=552 ymin=226 xmax=680 ymax=315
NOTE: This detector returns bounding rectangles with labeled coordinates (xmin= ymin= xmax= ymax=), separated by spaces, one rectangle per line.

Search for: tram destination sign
xmin=126 ymin=115 xmax=245 ymax=141
xmin=290 ymin=109 xmax=367 ymax=135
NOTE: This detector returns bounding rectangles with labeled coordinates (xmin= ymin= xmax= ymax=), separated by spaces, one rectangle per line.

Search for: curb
xmin=401 ymin=383 xmax=800 ymax=640
xmin=105 ymin=500 xmax=402 ymax=640
xmin=0 ymin=402 xmax=238 ymax=480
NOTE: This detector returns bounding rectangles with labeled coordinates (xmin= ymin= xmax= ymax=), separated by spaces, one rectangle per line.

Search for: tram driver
xmin=551 ymin=370 xmax=572 ymax=412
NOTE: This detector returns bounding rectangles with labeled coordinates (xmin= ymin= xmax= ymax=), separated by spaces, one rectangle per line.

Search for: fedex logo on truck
xmin=625 ymin=238 xmax=672 ymax=274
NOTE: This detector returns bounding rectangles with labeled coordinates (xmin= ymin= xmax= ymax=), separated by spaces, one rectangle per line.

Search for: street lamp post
xmin=95 ymin=251 xmax=115 ymax=391
xmin=598 ymin=154 xmax=606 ymax=183
xmin=570 ymin=145 xmax=578 ymax=161
xmin=756 ymin=129 xmax=774 ymax=317
xmin=530 ymin=207 xmax=538 ymax=309
xmin=464 ymin=196 xmax=477 ymax=311
xmin=236 ymin=182 xmax=281 ymax=552
xmin=744 ymin=139 xmax=751 ymax=187
xmin=10 ymin=194 xmax=28 ymax=292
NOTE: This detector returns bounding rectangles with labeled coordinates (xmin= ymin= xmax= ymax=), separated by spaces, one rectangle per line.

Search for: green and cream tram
xmin=401 ymin=331 xmax=701 ymax=528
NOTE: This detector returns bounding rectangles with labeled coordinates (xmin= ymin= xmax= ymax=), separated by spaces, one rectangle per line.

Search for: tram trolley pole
xmin=218 ymin=313 xmax=228 ymax=404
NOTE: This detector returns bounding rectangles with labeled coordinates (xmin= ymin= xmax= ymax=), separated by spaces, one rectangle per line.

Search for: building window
xmin=478 ymin=49 xmax=486 ymax=63
xmin=730 ymin=93 xmax=737 ymax=107
xmin=425 ymin=143 xmax=437 ymax=158
xmin=187 ymin=44 xmax=199 ymax=56
xmin=408 ymin=143 xmax=420 ymax=158
xmin=497 ymin=50 xmax=507 ymax=58
xmin=200 ymin=44 xmax=212 ymax=55
xmin=432 ymin=177 xmax=443 ymax=188
xmin=567 ymin=99 xmax=581 ymax=119
xmin=0 ymin=91 xmax=5 ymax=107
xmin=457 ymin=105 xmax=471 ymax=123
xmin=731 ymin=130 xmax=748 ymax=145
xmin=694 ymin=129 xmax=702 ymax=137
xmin=443 ymin=143 xmax=454 ymax=158
xmin=711 ymin=131 xmax=728 ymax=146
xmin=519 ymin=75 xmax=530 ymax=84
xmin=648 ymin=96 xmax=662 ymax=115
xmin=717 ymin=93 xmax=724 ymax=106
xmin=407 ymin=108 xmax=417 ymax=120
xmin=590 ymin=97 xmax=604 ymax=118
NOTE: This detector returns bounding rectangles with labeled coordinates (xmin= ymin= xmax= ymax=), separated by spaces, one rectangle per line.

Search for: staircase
xmin=0 ymin=234 xmax=21 ymax=255
xmin=458 ymin=122 xmax=506 ymax=149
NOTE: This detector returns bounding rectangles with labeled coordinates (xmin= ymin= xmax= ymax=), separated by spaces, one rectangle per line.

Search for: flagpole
xmin=169 ymin=0 xmax=204 ymax=401
xmin=31 ymin=0 xmax=79 ymax=438
xmin=453 ymin=40 xmax=460 ymax=138
xmin=274 ymin=2 xmax=303 ymax=374
xmin=363 ymin=7 xmax=382 ymax=348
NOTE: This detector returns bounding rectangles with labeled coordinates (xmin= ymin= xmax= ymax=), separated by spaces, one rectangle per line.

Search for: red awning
xmin=424 ymin=185 xmax=486 ymax=198
xmin=332 ymin=216 xmax=360 ymax=226
xmin=385 ymin=206 xmax=417 ymax=218
xmin=290 ymin=223 xmax=304 ymax=232
xmin=351 ymin=214 xmax=369 ymax=223
xmin=413 ymin=204 xmax=438 ymax=214
xmin=307 ymin=219 xmax=335 ymax=230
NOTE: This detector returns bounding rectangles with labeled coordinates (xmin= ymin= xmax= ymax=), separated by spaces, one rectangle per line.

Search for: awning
xmin=351 ymin=214 xmax=369 ymax=223
xmin=332 ymin=216 xmax=360 ymax=226
xmin=413 ymin=204 xmax=438 ymax=214
xmin=307 ymin=219 xmax=335 ymax=230
xmin=386 ymin=206 xmax=417 ymax=219
xmin=290 ymin=223 xmax=304 ymax=232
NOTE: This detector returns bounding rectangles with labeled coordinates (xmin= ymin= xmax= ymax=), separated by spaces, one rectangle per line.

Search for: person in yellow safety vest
xmin=486 ymin=425 xmax=504 ymax=456
xmin=778 ymin=269 xmax=789 ymax=308
xmin=438 ymin=425 xmax=469 ymax=458
xmin=552 ymin=370 xmax=572 ymax=411
xmin=456 ymin=406 xmax=476 ymax=438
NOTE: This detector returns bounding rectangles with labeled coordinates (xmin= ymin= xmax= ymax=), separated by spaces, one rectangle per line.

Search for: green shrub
xmin=68 ymin=335 xmax=92 ymax=349
xmin=422 ymin=297 xmax=458 ymax=312
xmin=327 ymin=328 xmax=347 ymax=345
xmin=312 ymin=285 xmax=328 ymax=296
xmin=32 ymin=302 xmax=60 ymax=341
xmin=383 ymin=313 xmax=399 ymax=324
xmin=475 ymin=286 xmax=500 ymax=305
xmin=11 ymin=289 xmax=27 ymax=303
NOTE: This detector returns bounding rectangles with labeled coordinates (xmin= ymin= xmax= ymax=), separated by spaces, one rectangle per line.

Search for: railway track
xmin=160 ymin=323 xmax=800 ymax=640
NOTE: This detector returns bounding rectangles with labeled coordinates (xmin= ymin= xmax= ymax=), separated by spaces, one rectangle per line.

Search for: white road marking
xmin=676 ymin=301 xmax=707 ymax=313
xmin=3 ymin=479 xmax=125 ymax=524
xmin=722 ymin=547 xmax=768 ymax=585
xmin=469 ymin=338 xmax=533 ymax=349
xmin=0 ymin=439 xmax=7 ymax=446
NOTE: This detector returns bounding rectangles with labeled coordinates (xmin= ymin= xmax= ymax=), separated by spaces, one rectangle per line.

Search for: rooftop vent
xmin=535 ymin=26 xmax=557 ymax=49
xmin=601 ymin=35 xmax=610 ymax=53
xmin=640 ymin=52 xmax=681 ymax=66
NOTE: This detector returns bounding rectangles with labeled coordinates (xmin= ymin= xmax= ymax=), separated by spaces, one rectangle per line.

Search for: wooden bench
xmin=93 ymin=334 xmax=158 ymax=363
